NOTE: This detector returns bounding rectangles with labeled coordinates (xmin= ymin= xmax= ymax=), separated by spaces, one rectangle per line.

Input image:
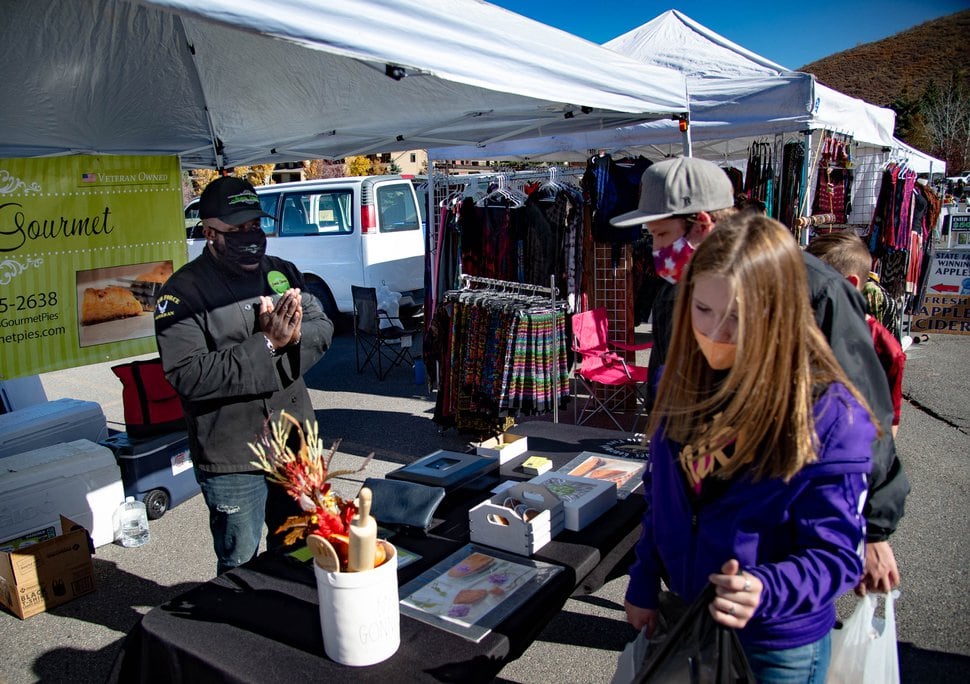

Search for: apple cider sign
xmin=910 ymin=250 xmax=970 ymax=336
xmin=0 ymin=156 xmax=185 ymax=379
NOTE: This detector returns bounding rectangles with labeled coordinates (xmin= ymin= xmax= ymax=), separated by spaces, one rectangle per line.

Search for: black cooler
xmin=100 ymin=431 xmax=200 ymax=519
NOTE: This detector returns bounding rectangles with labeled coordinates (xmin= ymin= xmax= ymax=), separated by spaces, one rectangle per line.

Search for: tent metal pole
xmin=551 ymin=274 xmax=558 ymax=424
xmin=799 ymin=131 xmax=812 ymax=246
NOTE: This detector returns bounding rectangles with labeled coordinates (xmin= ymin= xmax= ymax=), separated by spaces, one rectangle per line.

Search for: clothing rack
xmin=425 ymin=165 xmax=584 ymax=324
xmin=444 ymin=273 xmax=563 ymax=424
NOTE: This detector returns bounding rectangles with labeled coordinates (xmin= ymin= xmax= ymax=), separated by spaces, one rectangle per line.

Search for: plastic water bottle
xmin=115 ymin=496 xmax=150 ymax=547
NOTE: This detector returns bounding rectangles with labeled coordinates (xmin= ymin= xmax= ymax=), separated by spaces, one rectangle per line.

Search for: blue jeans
xmin=195 ymin=469 xmax=298 ymax=575
xmin=744 ymin=633 xmax=831 ymax=684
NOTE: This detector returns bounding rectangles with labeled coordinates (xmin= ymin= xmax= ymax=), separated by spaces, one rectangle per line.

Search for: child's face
xmin=691 ymin=273 xmax=738 ymax=344
xmin=645 ymin=217 xmax=689 ymax=250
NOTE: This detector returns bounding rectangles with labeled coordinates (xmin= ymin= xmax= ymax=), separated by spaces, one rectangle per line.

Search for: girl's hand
xmin=709 ymin=559 xmax=762 ymax=629
xmin=624 ymin=599 xmax=658 ymax=637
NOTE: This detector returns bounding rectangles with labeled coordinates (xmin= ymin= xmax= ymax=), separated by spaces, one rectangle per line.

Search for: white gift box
xmin=474 ymin=433 xmax=529 ymax=464
xmin=468 ymin=483 xmax=564 ymax=556
xmin=526 ymin=472 xmax=617 ymax=531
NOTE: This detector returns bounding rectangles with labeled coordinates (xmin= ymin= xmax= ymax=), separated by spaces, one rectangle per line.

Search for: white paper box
xmin=527 ymin=472 xmax=617 ymax=531
xmin=0 ymin=398 xmax=108 ymax=458
xmin=469 ymin=483 xmax=564 ymax=556
xmin=0 ymin=439 xmax=125 ymax=548
xmin=475 ymin=433 xmax=529 ymax=463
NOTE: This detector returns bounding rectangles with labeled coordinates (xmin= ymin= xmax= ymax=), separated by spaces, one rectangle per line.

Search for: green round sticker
xmin=267 ymin=270 xmax=291 ymax=294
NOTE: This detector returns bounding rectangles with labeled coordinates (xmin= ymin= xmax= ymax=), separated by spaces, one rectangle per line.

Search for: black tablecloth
xmin=110 ymin=421 xmax=646 ymax=683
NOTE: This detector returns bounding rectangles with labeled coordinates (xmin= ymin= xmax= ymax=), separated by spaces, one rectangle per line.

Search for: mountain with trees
xmin=800 ymin=9 xmax=970 ymax=173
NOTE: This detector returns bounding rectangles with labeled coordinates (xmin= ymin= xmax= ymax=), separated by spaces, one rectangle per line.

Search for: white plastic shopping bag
xmin=376 ymin=282 xmax=404 ymax=330
xmin=610 ymin=627 xmax=651 ymax=684
xmin=827 ymin=590 xmax=900 ymax=684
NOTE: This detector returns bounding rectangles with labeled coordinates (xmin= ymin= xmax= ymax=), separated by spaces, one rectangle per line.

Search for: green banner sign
xmin=0 ymin=155 xmax=186 ymax=379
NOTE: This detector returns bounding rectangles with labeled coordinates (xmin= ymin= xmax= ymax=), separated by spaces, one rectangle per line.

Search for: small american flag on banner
xmin=81 ymin=173 xmax=97 ymax=182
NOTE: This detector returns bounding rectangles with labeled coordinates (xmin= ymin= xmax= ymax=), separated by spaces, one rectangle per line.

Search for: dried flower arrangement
xmin=249 ymin=412 xmax=374 ymax=554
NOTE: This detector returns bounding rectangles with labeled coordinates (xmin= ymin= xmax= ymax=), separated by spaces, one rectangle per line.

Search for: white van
xmin=185 ymin=175 xmax=424 ymax=321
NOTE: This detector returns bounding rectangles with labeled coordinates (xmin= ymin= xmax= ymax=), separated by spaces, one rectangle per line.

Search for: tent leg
xmin=798 ymin=132 xmax=812 ymax=246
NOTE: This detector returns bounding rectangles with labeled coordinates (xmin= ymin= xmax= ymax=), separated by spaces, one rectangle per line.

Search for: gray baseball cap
xmin=610 ymin=157 xmax=734 ymax=227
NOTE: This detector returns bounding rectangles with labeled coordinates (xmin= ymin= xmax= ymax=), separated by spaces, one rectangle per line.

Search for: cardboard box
xmin=0 ymin=515 xmax=95 ymax=619
xmin=0 ymin=439 xmax=125 ymax=547
xmin=469 ymin=483 xmax=564 ymax=556
xmin=475 ymin=433 xmax=529 ymax=463
xmin=527 ymin=472 xmax=617 ymax=531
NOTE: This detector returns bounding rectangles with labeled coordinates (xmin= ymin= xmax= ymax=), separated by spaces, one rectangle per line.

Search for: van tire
xmin=305 ymin=279 xmax=345 ymax=333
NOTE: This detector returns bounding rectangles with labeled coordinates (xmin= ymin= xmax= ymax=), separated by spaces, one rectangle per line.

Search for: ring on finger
xmin=743 ymin=577 xmax=751 ymax=593
xmin=728 ymin=604 xmax=736 ymax=616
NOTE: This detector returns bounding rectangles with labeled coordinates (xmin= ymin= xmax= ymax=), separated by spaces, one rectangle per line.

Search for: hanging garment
xmin=724 ymin=166 xmax=743 ymax=195
xmin=582 ymin=154 xmax=651 ymax=244
xmin=780 ymin=141 xmax=805 ymax=231
xmin=433 ymin=285 xmax=569 ymax=433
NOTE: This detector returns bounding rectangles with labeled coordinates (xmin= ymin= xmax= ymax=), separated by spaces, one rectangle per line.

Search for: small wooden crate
xmin=468 ymin=483 xmax=564 ymax=556
xmin=474 ymin=433 xmax=529 ymax=464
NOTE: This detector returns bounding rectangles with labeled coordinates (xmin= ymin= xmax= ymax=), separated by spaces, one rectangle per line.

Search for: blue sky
xmin=489 ymin=1 xmax=967 ymax=70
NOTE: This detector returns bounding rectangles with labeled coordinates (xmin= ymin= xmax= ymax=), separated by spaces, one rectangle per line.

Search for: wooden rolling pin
xmin=348 ymin=487 xmax=377 ymax=572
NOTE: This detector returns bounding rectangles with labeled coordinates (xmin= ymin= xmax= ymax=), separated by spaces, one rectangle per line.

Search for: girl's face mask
xmin=693 ymin=327 xmax=737 ymax=370
xmin=652 ymin=235 xmax=696 ymax=284
xmin=212 ymin=229 xmax=267 ymax=271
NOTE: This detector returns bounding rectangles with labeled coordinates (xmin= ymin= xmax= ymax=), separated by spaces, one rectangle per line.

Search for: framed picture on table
xmin=399 ymin=544 xmax=563 ymax=643
xmin=557 ymin=451 xmax=647 ymax=500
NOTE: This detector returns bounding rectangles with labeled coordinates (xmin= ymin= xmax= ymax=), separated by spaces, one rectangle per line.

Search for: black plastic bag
xmin=634 ymin=584 xmax=755 ymax=683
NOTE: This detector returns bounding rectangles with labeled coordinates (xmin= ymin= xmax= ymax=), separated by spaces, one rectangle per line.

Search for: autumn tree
xmin=303 ymin=159 xmax=347 ymax=179
xmin=187 ymin=164 xmax=276 ymax=197
xmin=345 ymin=156 xmax=385 ymax=176
xmin=245 ymin=164 xmax=276 ymax=186
xmin=921 ymin=72 xmax=970 ymax=173
xmin=189 ymin=168 xmax=219 ymax=196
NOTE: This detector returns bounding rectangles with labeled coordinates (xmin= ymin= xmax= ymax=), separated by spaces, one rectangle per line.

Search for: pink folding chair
xmin=571 ymin=307 xmax=651 ymax=432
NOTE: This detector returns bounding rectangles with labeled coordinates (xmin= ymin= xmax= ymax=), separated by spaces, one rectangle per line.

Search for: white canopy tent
xmin=430 ymin=9 xmax=897 ymax=162
xmin=888 ymin=138 xmax=946 ymax=175
xmin=429 ymin=10 xmax=937 ymax=228
xmin=0 ymin=0 xmax=688 ymax=168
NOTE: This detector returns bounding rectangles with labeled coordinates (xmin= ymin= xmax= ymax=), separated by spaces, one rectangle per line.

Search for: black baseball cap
xmin=198 ymin=176 xmax=271 ymax=225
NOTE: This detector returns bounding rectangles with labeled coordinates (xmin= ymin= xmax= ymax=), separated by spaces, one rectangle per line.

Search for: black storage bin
xmin=100 ymin=431 xmax=200 ymax=519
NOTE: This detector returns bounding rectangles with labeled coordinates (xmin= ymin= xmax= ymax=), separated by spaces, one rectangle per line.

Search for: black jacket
xmin=154 ymin=249 xmax=333 ymax=473
xmin=647 ymin=251 xmax=909 ymax=541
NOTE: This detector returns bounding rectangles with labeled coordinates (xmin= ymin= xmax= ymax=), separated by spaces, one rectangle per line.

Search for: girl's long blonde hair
xmin=648 ymin=214 xmax=875 ymax=482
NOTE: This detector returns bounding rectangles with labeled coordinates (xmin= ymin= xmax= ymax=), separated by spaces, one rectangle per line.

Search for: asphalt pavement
xmin=1 ymin=328 xmax=968 ymax=683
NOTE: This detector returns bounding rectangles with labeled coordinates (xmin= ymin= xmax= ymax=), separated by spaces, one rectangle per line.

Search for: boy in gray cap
xmin=612 ymin=157 xmax=736 ymax=391
xmin=612 ymin=157 xmax=908 ymax=597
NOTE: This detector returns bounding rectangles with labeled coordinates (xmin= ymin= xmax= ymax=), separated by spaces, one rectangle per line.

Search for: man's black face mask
xmin=214 ymin=230 xmax=266 ymax=271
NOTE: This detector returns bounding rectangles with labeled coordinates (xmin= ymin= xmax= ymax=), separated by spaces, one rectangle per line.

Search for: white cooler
xmin=0 ymin=439 xmax=125 ymax=548
xmin=0 ymin=398 xmax=109 ymax=459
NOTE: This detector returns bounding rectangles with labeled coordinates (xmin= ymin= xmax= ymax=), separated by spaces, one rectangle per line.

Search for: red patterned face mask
xmin=652 ymin=236 xmax=696 ymax=284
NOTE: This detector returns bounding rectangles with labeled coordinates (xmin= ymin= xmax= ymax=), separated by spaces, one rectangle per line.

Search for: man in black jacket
xmin=155 ymin=176 xmax=334 ymax=574
xmin=612 ymin=157 xmax=909 ymax=594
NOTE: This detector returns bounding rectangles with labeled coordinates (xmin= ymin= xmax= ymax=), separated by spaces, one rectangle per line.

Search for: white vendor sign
xmin=910 ymin=250 xmax=970 ymax=336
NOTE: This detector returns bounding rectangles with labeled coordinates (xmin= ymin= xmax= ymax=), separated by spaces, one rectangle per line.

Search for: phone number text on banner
xmin=0 ymin=155 xmax=186 ymax=379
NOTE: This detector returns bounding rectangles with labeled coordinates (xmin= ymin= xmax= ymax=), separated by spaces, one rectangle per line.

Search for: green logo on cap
xmin=228 ymin=190 xmax=260 ymax=206
xmin=267 ymin=271 xmax=290 ymax=294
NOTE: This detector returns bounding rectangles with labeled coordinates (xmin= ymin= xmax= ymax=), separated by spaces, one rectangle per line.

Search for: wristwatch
xmin=263 ymin=335 xmax=279 ymax=356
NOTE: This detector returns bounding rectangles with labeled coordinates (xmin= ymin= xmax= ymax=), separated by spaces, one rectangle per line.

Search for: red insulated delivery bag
xmin=111 ymin=358 xmax=185 ymax=438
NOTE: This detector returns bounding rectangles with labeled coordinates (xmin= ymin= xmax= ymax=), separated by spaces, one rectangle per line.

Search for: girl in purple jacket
xmin=625 ymin=214 xmax=879 ymax=683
